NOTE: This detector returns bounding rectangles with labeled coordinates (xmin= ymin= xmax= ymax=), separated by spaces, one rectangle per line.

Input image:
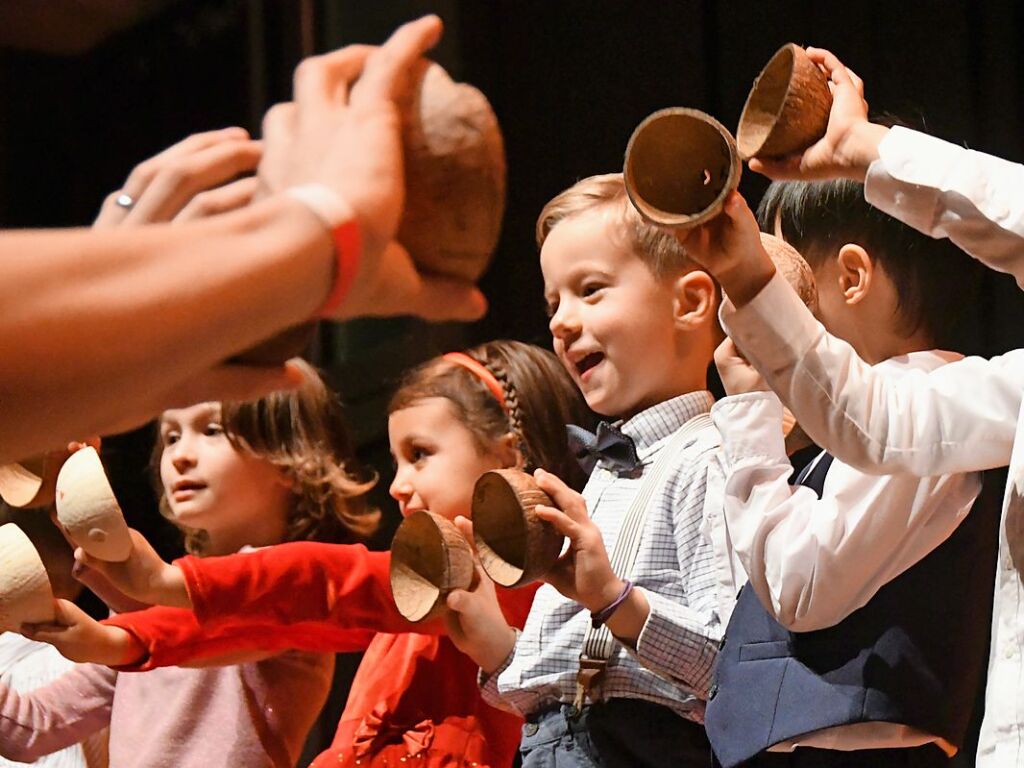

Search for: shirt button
xmin=1004 ymin=644 xmax=1017 ymax=660
xmin=523 ymin=723 xmax=539 ymax=736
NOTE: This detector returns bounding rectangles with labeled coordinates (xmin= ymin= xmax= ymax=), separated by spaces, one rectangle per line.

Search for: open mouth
xmin=171 ymin=479 xmax=206 ymax=497
xmin=576 ymin=352 xmax=604 ymax=378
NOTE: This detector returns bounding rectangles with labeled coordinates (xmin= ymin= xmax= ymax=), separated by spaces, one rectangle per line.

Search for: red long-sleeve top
xmin=103 ymin=542 xmax=535 ymax=767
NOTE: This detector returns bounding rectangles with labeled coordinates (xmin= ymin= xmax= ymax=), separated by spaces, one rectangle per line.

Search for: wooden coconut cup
xmin=0 ymin=523 xmax=55 ymax=630
xmin=399 ymin=61 xmax=506 ymax=282
xmin=54 ymin=447 xmax=132 ymax=562
xmin=759 ymin=232 xmax=819 ymax=313
xmin=624 ymin=107 xmax=741 ymax=229
xmin=471 ymin=469 xmax=564 ymax=588
xmin=0 ymin=448 xmax=72 ymax=509
xmin=390 ymin=510 xmax=475 ymax=622
xmin=736 ymin=43 xmax=832 ymax=160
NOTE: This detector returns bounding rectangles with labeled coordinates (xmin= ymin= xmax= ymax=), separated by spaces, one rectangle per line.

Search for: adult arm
xmin=712 ymin=390 xmax=982 ymax=631
xmin=0 ymin=664 xmax=115 ymax=762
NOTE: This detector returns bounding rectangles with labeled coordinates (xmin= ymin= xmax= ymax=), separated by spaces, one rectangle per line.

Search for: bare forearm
xmin=0 ymin=195 xmax=332 ymax=462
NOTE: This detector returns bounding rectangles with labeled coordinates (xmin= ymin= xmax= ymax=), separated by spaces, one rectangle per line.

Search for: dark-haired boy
xmin=702 ymin=177 xmax=997 ymax=767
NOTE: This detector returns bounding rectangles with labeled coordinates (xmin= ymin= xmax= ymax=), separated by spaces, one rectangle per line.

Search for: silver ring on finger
xmin=115 ymin=193 xmax=135 ymax=210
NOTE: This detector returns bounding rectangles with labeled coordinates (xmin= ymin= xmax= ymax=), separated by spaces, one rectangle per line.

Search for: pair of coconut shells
xmin=389 ymin=469 xmax=562 ymax=622
xmin=236 ymin=60 xmax=506 ymax=366
xmin=623 ymin=43 xmax=831 ymax=229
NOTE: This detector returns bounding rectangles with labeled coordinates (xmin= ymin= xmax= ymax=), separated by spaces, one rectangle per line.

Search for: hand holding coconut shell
xmin=54 ymin=447 xmax=132 ymax=563
xmin=389 ymin=510 xmax=475 ymax=622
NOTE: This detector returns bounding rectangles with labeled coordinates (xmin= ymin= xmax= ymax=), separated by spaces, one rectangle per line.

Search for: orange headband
xmin=442 ymin=352 xmax=508 ymax=412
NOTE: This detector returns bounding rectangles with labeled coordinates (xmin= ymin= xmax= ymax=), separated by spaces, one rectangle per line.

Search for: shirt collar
xmin=615 ymin=390 xmax=715 ymax=455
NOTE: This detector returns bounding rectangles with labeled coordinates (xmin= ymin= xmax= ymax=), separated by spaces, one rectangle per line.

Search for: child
xmin=12 ymin=359 xmax=377 ymax=768
xmin=672 ymin=49 xmax=1024 ymax=768
xmin=704 ymin=177 xmax=994 ymax=767
xmin=446 ymin=173 xmax=735 ymax=768
xmin=29 ymin=341 xmax=593 ymax=768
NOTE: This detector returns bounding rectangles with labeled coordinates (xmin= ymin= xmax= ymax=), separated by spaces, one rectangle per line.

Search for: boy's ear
xmin=672 ymin=269 xmax=718 ymax=331
xmin=835 ymin=244 xmax=872 ymax=305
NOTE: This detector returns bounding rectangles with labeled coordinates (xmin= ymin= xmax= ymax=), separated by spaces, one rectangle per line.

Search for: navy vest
xmin=705 ymin=452 xmax=1002 ymax=768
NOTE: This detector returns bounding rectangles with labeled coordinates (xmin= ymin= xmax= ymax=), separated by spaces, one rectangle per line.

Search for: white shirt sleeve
xmin=866 ymin=125 xmax=1024 ymax=288
xmin=720 ymin=271 xmax=1024 ymax=477
xmin=711 ymin=391 xmax=982 ymax=631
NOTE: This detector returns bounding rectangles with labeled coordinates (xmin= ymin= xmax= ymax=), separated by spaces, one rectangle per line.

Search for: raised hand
xmin=748 ymin=47 xmax=889 ymax=183
xmin=22 ymin=599 xmax=144 ymax=666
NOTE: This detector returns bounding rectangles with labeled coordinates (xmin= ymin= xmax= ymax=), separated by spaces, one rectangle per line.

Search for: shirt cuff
xmin=711 ymin=392 xmax=788 ymax=469
xmin=632 ymin=587 xmax=718 ymax=698
xmin=720 ymin=269 xmax=824 ymax=376
xmin=864 ymin=125 xmax=948 ymax=235
xmin=477 ymin=636 xmax=525 ymax=715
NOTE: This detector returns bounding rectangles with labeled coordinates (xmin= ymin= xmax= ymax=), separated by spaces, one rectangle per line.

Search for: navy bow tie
xmin=566 ymin=422 xmax=641 ymax=476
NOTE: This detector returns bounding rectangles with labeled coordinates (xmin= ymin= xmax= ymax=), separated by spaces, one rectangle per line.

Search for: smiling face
xmin=158 ymin=403 xmax=292 ymax=543
xmin=388 ymin=397 xmax=516 ymax=521
xmin=542 ymin=207 xmax=696 ymax=419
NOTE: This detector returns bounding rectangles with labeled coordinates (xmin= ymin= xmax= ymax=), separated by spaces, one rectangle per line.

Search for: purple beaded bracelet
xmin=590 ymin=580 xmax=634 ymax=629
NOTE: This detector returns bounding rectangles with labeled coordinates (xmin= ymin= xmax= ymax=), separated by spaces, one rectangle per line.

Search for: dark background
xmin=1 ymin=0 xmax=1018 ymax=763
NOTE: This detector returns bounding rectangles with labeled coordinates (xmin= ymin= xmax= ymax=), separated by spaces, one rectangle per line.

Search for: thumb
xmin=406 ymin=277 xmax=488 ymax=323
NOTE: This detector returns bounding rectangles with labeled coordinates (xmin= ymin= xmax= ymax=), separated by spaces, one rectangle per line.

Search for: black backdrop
xmin=1 ymin=1 xmax=1019 ymax=762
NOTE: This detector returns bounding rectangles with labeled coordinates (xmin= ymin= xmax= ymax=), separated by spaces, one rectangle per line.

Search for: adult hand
xmin=749 ymin=48 xmax=889 ymax=183
xmin=22 ymin=599 xmax=145 ymax=666
xmin=260 ymin=15 xmax=487 ymax=323
xmin=94 ymin=127 xmax=261 ymax=228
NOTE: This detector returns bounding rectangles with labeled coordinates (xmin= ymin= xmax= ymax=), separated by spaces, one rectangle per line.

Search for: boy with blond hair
xmin=448 ymin=173 xmax=738 ymax=768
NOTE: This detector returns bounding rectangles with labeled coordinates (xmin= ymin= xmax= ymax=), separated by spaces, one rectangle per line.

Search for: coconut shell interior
xmin=399 ymin=60 xmax=506 ymax=282
xmin=472 ymin=469 xmax=563 ymax=588
xmin=54 ymin=447 xmax=133 ymax=562
xmin=624 ymin=107 xmax=740 ymax=228
xmin=737 ymin=43 xmax=832 ymax=160
xmin=0 ymin=449 xmax=72 ymax=509
xmin=390 ymin=510 xmax=474 ymax=622
xmin=0 ymin=522 xmax=55 ymax=630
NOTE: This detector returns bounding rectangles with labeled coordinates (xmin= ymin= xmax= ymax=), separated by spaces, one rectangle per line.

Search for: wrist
xmin=107 ymin=626 xmax=146 ymax=667
xmin=479 ymin=625 xmax=517 ymax=675
xmin=835 ymin=122 xmax=890 ymax=182
xmin=715 ymin=249 xmax=776 ymax=308
xmin=157 ymin=564 xmax=191 ymax=609
xmin=583 ymin=577 xmax=629 ymax=616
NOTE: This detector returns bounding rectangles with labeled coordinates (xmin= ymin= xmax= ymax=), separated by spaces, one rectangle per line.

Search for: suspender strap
xmin=574 ymin=413 xmax=716 ymax=707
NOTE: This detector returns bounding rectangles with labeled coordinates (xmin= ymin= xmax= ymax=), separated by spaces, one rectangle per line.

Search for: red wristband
xmin=283 ymin=185 xmax=362 ymax=318
xmin=317 ymin=218 xmax=361 ymax=317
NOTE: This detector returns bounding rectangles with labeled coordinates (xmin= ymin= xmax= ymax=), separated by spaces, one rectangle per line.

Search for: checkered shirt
xmin=481 ymin=391 xmax=729 ymax=723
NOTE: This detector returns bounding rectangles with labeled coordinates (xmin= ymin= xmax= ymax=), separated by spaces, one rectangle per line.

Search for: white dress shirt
xmin=718 ymin=125 xmax=1024 ymax=767
xmin=481 ymin=391 xmax=734 ymax=722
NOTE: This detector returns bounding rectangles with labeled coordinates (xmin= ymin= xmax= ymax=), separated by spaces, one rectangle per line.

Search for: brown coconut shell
xmin=624 ymin=107 xmax=741 ymax=229
xmin=0 ymin=449 xmax=72 ymax=509
xmin=759 ymin=233 xmax=819 ymax=313
xmin=736 ymin=43 xmax=833 ymax=160
xmin=0 ymin=523 xmax=56 ymax=630
xmin=389 ymin=510 xmax=475 ymax=622
xmin=471 ymin=469 xmax=564 ymax=588
xmin=398 ymin=60 xmax=506 ymax=282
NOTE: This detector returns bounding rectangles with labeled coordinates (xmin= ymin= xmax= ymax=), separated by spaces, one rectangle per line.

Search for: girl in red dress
xmin=29 ymin=341 xmax=593 ymax=768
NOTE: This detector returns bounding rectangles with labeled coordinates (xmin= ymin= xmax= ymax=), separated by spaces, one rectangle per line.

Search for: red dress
xmin=104 ymin=542 xmax=535 ymax=767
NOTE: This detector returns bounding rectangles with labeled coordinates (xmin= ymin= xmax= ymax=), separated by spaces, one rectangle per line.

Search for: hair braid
xmin=487 ymin=360 xmax=531 ymax=469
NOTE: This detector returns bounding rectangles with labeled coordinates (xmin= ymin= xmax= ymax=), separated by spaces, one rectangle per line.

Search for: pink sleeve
xmin=0 ymin=663 xmax=116 ymax=762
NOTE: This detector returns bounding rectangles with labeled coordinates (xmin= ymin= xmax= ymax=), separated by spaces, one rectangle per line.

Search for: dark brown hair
xmin=155 ymin=359 xmax=378 ymax=555
xmin=388 ymin=340 xmax=595 ymax=492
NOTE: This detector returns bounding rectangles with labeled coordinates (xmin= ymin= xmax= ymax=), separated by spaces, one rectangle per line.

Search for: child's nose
xmin=549 ymin=304 xmax=581 ymax=340
xmin=168 ymin=441 xmax=197 ymax=472
xmin=389 ymin=471 xmax=411 ymax=502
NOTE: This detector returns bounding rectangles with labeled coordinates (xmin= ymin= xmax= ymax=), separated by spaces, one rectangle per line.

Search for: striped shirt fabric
xmin=482 ymin=390 xmax=730 ymax=723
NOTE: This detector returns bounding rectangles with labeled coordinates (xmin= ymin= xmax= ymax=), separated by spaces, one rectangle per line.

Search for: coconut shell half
xmin=54 ymin=447 xmax=132 ymax=562
xmin=0 ymin=523 xmax=55 ymax=631
xmin=624 ymin=107 xmax=741 ymax=229
xmin=472 ymin=469 xmax=563 ymax=588
xmin=0 ymin=448 xmax=71 ymax=509
xmin=736 ymin=43 xmax=832 ymax=160
xmin=390 ymin=510 xmax=474 ymax=622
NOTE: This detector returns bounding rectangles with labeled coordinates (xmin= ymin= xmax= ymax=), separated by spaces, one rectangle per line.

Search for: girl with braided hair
xmin=30 ymin=341 xmax=594 ymax=768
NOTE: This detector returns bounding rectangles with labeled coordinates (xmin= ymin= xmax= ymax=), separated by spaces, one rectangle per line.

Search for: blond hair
xmin=536 ymin=172 xmax=692 ymax=276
